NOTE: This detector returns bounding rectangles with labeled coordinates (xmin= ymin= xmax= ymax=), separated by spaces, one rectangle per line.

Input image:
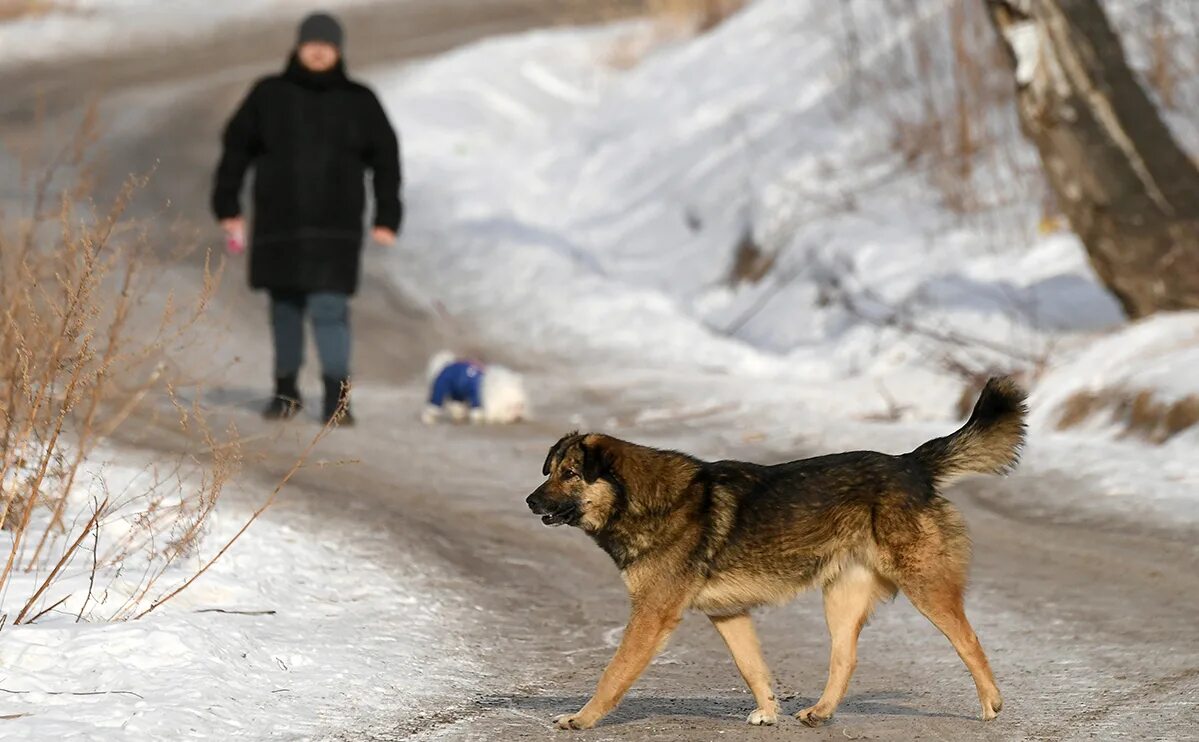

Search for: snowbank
xmin=1 ymin=448 xmax=468 ymax=739
xmin=374 ymin=2 xmax=1128 ymax=414
xmin=367 ymin=0 xmax=1198 ymax=529
xmin=374 ymin=0 xmax=1195 ymax=426
xmin=1030 ymin=313 xmax=1199 ymax=439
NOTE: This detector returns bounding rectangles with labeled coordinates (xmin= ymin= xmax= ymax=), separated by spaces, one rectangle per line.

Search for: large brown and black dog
xmin=526 ymin=377 xmax=1025 ymax=730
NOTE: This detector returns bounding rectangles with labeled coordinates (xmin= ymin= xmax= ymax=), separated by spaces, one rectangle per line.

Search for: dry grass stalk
xmin=552 ymin=0 xmax=745 ymax=29
xmin=13 ymin=494 xmax=108 ymax=624
xmin=1147 ymin=7 xmax=1177 ymax=108
xmin=646 ymin=0 xmax=747 ymax=32
xmin=552 ymin=0 xmax=747 ymax=69
xmin=133 ymin=397 xmax=347 ymax=621
xmin=0 ymin=1 xmax=57 ymax=22
xmin=834 ymin=0 xmax=1037 ymax=223
xmin=0 ymin=113 xmax=279 ymax=627
xmin=1056 ymin=387 xmax=1199 ymax=444
xmin=727 ymin=228 xmax=774 ymax=286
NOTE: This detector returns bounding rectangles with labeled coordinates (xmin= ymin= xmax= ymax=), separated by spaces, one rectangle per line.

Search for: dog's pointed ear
xmin=581 ymin=436 xmax=616 ymax=484
xmin=542 ymin=431 xmax=579 ymax=476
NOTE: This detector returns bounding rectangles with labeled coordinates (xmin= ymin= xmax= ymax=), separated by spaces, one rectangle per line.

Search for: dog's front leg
xmin=554 ymin=603 xmax=683 ymax=730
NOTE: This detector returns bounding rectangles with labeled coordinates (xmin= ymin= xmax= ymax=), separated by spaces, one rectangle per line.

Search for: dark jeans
xmin=269 ymin=290 xmax=351 ymax=379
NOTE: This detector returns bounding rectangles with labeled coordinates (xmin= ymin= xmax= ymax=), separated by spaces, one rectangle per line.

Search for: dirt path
xmin=2 ymin=4 xmax=1197 ymax=741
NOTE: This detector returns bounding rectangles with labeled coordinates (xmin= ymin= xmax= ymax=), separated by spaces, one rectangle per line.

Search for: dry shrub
xmin=647 ymin=0 xmax=747 ymax=32
xmin=836 ymin=0 xmax=1046 ymax=226
xmin=0 ymin=113 xmax=329 ymax=627
xmin=1164 ymin=396 xmax=1199 ymax=439
xmin=552 ymin=0 xmax=747 ymax=69
xmin=0 ymin=110 xmax=234 ymax=624
xmin=605 ymin=30 xmax=674 ymax=71
xmin=728 ymin=228 xmax=774 ymax=285
xmin=1123 ymin=0 xmax=1199 ymax=114
xmin=1054 ymin=389 xmax=1102 ymax=431
xmin=1122 ymin=390 xmax=1164 ymax=439
xmin=1146 ymin=2 xmax=1179 ymax=109
xmin=1055 ymin=387 xmax=1199 ymax=444
xmin=553 ymin=0 xmax=745 ymax=30
xmin=0 ymin=0 xmax=56 ymax=22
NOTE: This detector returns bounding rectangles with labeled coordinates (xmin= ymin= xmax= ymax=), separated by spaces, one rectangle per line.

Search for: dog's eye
xmin=561 ymin=469 xmax=578 ymax=480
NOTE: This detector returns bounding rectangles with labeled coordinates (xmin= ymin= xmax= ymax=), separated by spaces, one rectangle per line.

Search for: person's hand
xmin=221 ymin=217 xmax=246 ymax=255
xmin=372 ymin=226 xmax=397 ymax=246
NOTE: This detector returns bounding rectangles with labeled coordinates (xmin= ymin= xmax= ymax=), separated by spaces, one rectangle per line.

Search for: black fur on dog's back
xmin=690 ymin=451 xmax=934 ymax=584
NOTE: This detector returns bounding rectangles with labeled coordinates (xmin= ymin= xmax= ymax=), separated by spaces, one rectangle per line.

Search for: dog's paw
xmin=794 ymin=706 xmax=831 ymax=728
xmin=747 ymin=706 xmax=778 ymax=725
xmin=981 ymin=695 xmax=1003 ymax=721
xmin=552 ymin=713 xmax=595 ymax=730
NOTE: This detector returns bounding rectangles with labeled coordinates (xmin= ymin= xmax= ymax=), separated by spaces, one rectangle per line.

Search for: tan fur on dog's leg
xmin=796 ymin=565 xmax=890 ymax=727
xmin=710 ymin=612 xmax=779 ymax=725
xmin=554 ymin=603 xmax=684 ymax=730
xmin=903 ymin=581 xmax=1003 ymax=720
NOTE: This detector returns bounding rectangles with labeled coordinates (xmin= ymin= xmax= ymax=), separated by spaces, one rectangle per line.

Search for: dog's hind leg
xmin=901 ymin=574 xmax=1003 ymax=721
xmin=710 ymin=612 xmax=779 ymax=725
xmin=883 ymin=508 xmax=1003 ymax=721
xmin=796 ymin=564 xmax=893 ymax=727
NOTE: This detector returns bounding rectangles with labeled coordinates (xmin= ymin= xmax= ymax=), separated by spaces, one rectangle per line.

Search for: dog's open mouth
xmin=540 ymin=506 xmax=577 ymax=527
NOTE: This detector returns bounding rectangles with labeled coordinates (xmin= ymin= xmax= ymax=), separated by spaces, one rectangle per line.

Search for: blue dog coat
xmin=429 ymin=361 xmax=485 ymax=409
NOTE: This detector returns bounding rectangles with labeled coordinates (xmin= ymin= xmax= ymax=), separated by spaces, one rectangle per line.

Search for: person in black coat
xmin=212 ymin=12 xmax=401 ymax=425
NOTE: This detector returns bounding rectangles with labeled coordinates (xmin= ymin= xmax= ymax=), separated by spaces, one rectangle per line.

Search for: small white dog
xmin=421 ymin=351 xmax=529 ymax=425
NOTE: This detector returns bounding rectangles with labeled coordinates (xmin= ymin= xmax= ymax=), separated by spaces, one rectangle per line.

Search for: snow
xmin=376 ymin=1 xmax=1130 ymax=400
xmin=0 ymin=448 xmax=472 ymax=739
xmin=368 ymin=0 xmax=1199 ymax=522
xmin=1105 ymin=0 xmax=1199 ymax=156
xmin=0 ymin=0 xmax=388 ymax=69
xmin=1030 ymin=312 xmax=1199 ymax=429
xmin=1002 ymin=20 xmax=1041 ymax=86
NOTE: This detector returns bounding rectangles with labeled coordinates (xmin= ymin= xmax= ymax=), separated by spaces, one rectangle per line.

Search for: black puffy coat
xmin=212 ymin=55 xmax=401 ymax=295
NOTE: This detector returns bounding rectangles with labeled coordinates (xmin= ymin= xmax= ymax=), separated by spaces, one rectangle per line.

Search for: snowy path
xmin=102 ymin=363 xmax=1199 ymax=741
xmin=1 ymin=2 xmax=1196 ymax=740
xmin=166 ymin=370 xmax=1198 ymax=742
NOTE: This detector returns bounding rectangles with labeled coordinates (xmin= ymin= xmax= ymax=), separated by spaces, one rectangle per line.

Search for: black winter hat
xmin=298 ymin=12 xmax=344 ymax=48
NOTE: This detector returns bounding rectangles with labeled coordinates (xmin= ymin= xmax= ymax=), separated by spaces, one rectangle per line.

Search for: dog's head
xmin=526 ymin=432 xmax=622 ymax=532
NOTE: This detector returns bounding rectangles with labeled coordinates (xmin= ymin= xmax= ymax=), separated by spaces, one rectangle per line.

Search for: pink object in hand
xmin=225 ymin=228 xmax=246 ymax=255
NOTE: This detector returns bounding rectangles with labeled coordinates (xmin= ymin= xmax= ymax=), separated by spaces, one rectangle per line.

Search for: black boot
xmin=322 ymin=376 xmax=354 ymax=426
xmin=263 ymin=375 xmax=302 ymax=420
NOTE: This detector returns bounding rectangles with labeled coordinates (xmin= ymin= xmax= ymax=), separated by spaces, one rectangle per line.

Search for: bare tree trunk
xmin=986 ymin=0 xmax=1199 ymax=319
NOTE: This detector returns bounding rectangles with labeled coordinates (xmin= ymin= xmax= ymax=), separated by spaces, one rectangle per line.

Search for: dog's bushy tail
xmin=907 ymin=377 xmax=1028 ymax=490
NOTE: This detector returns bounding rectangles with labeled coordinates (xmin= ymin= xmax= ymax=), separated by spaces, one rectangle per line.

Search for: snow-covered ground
xmin=0 ymin=0 xmax=388 ymax=69
xmin=0 ymin=448 xmax=473 ymax=739
xmin=377 ymin=4 xmax=1115 ymax=406
xmin=371 ymin=0 xmax=1199 ymax=523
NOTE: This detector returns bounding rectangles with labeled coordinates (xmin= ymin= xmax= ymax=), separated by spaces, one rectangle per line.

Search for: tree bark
xmin=985 ymin=0 xmax=1199 ymax=319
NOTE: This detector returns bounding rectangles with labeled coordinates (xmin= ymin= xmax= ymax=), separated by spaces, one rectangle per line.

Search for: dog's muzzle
xmin=526 ymin=492 xmax=577 ymax=527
